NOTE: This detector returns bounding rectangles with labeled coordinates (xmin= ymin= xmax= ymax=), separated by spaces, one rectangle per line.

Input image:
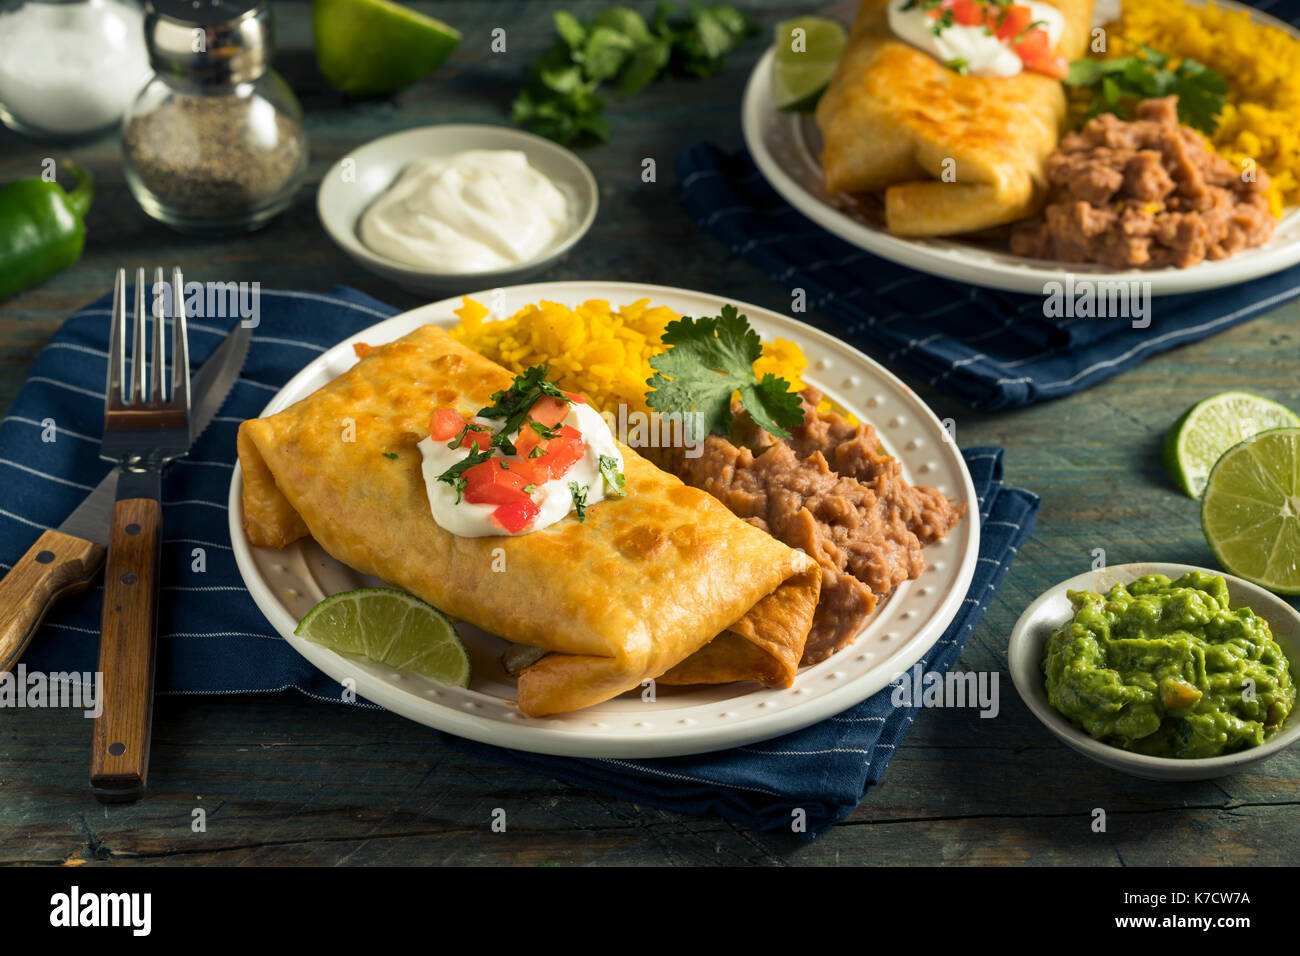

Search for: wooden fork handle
xmin=0 ymin=530 xmax=106 ymax=673
xmin=91 ymin=497 xmax=162 ymax=803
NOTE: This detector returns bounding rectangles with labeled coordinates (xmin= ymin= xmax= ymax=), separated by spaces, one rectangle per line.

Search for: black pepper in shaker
xmin=122 ymin=0 xmax=308 ymax=234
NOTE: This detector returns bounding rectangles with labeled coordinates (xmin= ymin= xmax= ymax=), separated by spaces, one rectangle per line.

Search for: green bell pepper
xmin=0 ymin=162 xmax=94 ymax=301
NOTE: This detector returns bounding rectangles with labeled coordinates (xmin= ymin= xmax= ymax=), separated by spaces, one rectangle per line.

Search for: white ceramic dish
xmin=227 ymin=280 xmax=981 ymax=758
xmin=740 ymin=0 xmax=1300 ymax=296
xmin=317 ymin=125 xmax=598 ymax=295
xmin=1008 ymin=562 xmax=1300 ymax=780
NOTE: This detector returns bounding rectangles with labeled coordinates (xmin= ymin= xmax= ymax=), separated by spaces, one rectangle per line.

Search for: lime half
xmin=1202 ymin=427 xmax=1300 ymax=595
xmin=1163 ymin=391 xmax=1300 ymax=498
xmin=771 ymin=16 xmax=846 ymax=113
xmin=312 ymin=0 xmax=461 ymax=98
xmin=295 ymin=587 xmax=471 ymax=686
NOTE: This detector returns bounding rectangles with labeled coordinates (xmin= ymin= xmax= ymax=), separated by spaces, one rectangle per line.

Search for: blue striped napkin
xmin=1 ymin=286 xmax=1037 ymax=834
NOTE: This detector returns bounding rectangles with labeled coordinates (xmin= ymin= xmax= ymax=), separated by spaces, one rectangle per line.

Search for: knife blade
xmin=0 ymin=321 xmax=252 ymax=671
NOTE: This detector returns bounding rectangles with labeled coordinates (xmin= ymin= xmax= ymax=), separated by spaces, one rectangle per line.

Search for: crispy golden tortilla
xmin=815 ymin=0 xmax=1094 ymax=236
xmin=237 ymin=326 xmax=820 ymax=716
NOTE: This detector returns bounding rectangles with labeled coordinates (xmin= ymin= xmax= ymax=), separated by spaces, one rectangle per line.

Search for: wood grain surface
xmin=0 ymin=0 xmax=1297 ymax=864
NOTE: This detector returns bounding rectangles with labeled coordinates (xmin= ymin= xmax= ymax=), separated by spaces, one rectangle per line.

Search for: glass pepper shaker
xmin=121 ymin=0 xmax=308 ymax=234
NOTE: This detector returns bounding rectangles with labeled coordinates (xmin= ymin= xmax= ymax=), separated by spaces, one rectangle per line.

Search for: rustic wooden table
xmin=1 ymin=0 xmax=1297 ymax=865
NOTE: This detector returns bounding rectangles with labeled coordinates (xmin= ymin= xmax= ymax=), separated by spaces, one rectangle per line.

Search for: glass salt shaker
xmin=121 ymin=0 xmax=308 ymax=234
xmin=0 ymin=0 xmax=152 ymax=140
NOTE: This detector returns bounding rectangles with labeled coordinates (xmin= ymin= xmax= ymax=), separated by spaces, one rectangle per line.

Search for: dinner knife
xmin=0 ymin=321 xmax=252 ymax=673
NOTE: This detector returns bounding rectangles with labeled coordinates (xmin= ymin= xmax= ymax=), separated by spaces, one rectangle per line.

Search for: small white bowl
xmin=317 ymin=124 xmax=598 ymax=295
xmin=1008 ymin=562 xmax=1300 ymax=781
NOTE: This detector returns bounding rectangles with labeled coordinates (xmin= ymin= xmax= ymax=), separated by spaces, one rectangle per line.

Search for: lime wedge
xmin=295 ymin=587 xmax=471 ymax=686
xmin=1163 ymin=391 xmax=1300 ymax=498
xmin=312 ymin=0 xmax=461 ymax=98
xmin=771 ymin=16 xmax=846 ymax=113
xmin=1201 ymin=427 xmax=1300 ymax=596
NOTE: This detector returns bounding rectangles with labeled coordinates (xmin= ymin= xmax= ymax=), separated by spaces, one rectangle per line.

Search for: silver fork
xmin=91 ymin=266 xmax=191 ymax=803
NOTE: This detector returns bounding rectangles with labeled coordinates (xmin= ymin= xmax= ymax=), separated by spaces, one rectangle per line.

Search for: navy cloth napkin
xmin=1 ymin=286 xmax=1037 ymax=834
xmin=674 ymin=30 xmax=1300 ymax=412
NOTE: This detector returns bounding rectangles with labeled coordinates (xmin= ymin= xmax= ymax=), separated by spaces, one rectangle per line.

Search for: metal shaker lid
xmin=144 ymin=0 xmax=274 ymax=85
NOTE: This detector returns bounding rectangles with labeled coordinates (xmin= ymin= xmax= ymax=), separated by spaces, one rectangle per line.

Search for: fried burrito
xmin=815 ymin=0 xmax=1094 ymax=236
xmin=238 ymin=326 xmax=820 ymax=716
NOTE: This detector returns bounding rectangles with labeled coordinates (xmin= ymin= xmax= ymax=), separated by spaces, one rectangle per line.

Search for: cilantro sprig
xmin=436 ymin=448 xmax=493 ymax=504
xmin=512 ymin=3 xmax=757 ymax=146
xmin=569 ymin=481 xmax=589 ymax=522
xmin=477 ymin=365 xmax=571 ymax=456
xmin=1065 ymin=46 xmax=1228 ymax=135
xmin=645 ymin=305 xmax=805 ymax=441
xmin=599 ymin=454 xmax=627 ymax=496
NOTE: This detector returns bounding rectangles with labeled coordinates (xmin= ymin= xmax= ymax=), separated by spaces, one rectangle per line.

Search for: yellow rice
xmin=450 ymin=296 xmax=815 ymax=418
xmin=1102 ymin=0 xmax=1300 ymax=216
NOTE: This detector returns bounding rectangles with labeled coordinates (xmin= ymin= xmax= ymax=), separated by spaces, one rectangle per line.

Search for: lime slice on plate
xmin=1201 ymin=427 xmax=1300 ymax=595
xmin=295 ymin=587 xmax=471 ymax=686
xmin=771 ymin=16 xmax=847 ymax=113
xmin=312 ymin=0 xmax=461 ymax=98
xmin=1163 ymin=391 xmax=1300 ymax=498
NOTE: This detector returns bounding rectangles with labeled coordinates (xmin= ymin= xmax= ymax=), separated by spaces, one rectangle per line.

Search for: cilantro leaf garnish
xmin=568 ymin=481 xmax=589 ymax=522
xmin=527 ymin=420 xmax=562 ymax=440
xmin=599 ymin=454 xmax=626 ymax=497
xmin=447 ymin=421 xmax=490 ymax=451
xmin=645 ymin=305 xmax=805 ymax=441
xmin=1064 ymin=47 xmax=1228 ymax=135
xmin=436 ymin=448 xmax=492 ymax=504
xmin=522 ymin=483 xmax=538 ymax=495
xmin=477 ymin=365 xmax=571 ymax=456
xmin=382 ymin=452 xmax=398 ymax=460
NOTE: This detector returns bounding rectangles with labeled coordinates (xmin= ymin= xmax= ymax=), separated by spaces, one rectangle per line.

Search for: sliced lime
xmin=295 ymin=587 xmax=471 ymax=686
xmin=1163 ymin=391 xmax=1300 ymax=498
xmin=770 ymin=16 xmax=846 ymax=113
xmin=312 ymin=0 xmax=461 ymax=98
xmin=1201 ymin=427 xmax=1300 ymax=596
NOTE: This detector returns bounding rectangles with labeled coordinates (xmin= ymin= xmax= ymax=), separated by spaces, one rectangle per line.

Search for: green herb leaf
xmin=568 ymin=481 xmax=589 ymax=522
xmin=527 ymin=420 xmax=563 ymax=440
xmin=1064 ymin=49 xmax=1228 ymax=135
xmin=447 ymin=421 xmax=490 ymax=451
xmin=598 ymin=454 xmax=627 ymax=496
xmin=522 ymin=483 xmax=538 ymax=495
xmin=478 ymin=365 xmax=571 ymax=456
xmin=645 ymin=305 xmax=805 ymax=440
xmin=382 ymin=452 xmax=399 ymax=460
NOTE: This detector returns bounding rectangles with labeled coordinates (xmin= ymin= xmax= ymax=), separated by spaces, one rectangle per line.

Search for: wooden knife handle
xmin=0 ymin=530 xmax=105 ymax=673
xmin=90 ymin=497 xmax=162 ymax=803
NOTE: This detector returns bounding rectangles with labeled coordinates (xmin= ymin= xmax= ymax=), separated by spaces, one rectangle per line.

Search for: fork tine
xmin=171 ymin=267 xmax=191 ymax=417
xmin=131 ymin=267 xmax=146 ymax=404
xmin=106 ymin=268 xmax=126 ymax=408
xmin=150 ymin=266 xmax=167 ymax=405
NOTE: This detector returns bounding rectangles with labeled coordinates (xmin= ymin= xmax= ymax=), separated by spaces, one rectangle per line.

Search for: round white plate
xmin=227 ymin=281 xmax=980 ymax=757
xmin=740 ymin=0 xmax=1300 ymax=296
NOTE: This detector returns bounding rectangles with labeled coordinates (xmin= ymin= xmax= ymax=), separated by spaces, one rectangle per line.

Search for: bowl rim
xmin=1008 ymin=561 xmax=1300 ymax=774
xmin=315 ymin=123 xmax=599 ymax=281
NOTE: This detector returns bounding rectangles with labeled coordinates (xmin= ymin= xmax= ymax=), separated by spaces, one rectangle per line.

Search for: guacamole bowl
xmin=1008 ymin=562 xmax=1300 ymax=781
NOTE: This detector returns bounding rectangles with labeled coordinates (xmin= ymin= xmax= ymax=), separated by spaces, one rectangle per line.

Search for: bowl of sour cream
xmin=318 ymin=124 xmax=598 ymax=294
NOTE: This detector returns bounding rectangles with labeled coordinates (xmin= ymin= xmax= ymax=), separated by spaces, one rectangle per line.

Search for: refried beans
xmin=679 ymin=389 xmax=965 ymax=664
xmin=1010 ymin=96 xmax=1275 ymax=268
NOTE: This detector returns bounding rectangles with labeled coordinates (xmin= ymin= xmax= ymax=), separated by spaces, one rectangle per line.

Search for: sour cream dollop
xmin=360 ymin=149 xmax=570 ymax=273
xmin=887 ymin=0 xmax=1065 ymax=78
xmin=419 ymin=400 xmax=623 ymax=538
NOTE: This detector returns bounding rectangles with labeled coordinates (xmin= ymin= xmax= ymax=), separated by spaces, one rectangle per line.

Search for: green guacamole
xmin=1042 ymin=572 xmax=1295 ymax=758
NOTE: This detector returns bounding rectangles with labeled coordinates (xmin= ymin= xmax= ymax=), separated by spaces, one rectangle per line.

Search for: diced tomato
xmin=993 ymin=4 xmax=1033 ymax=40
xmin=528 ymin=425 xmax=585 ymax=481
xmin=563 ymin=391 xmax=586 ymax=404
xmin=528 ymin=395 xmax=571 ymax=429
xmin=950 ymin=0 xmax=983 ymax=26
xmin=492 ymin=497 xmax=540 ymax=534
xmin=1014 ymin=26 xmax=1051 ymax=62
xmin=429 ymin=408 xmax=466 ymax=441
xmin=505 ymin=455 xmax=546 ymax=485
xmin=462 ymin=459 xmax=531 ymax=506
xmin=1024 ymin=52 xmax=1068 ymax=78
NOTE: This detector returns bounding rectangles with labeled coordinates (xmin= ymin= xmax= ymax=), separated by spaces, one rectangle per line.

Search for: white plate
xmin=1007 ymin=563 xmax=1300 ymax=780
xmin=740 ymin=0 xmax=1300 ymax=296
xmin=227 ymin=281 xmax=980 ymax=757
